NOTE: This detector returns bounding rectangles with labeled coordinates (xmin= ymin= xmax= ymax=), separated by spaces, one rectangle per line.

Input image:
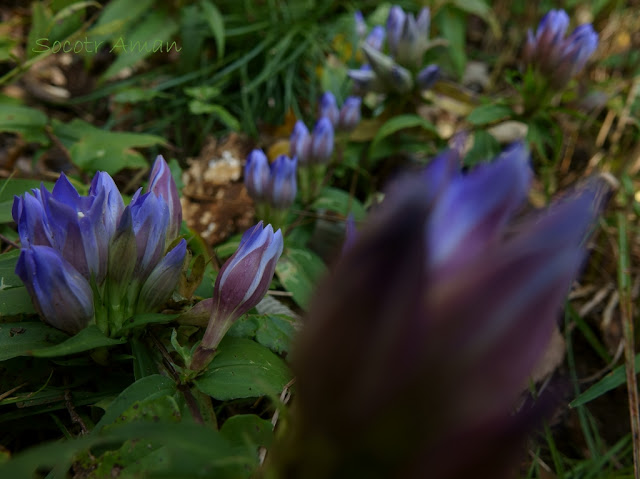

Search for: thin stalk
xmin=617 ymin=212 xmax=640 ymax=479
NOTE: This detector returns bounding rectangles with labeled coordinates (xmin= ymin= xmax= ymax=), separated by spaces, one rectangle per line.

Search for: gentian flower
xmin=349 ymin=6 xmax=437 ymax=96
xmin=354 ymin=11 xmax=367 ymax=38
xmin=338 ymin=96 xmax=362 ymax=131
xmin=13 ymin=156 xmax=186 ymax=336
xmin=290 ymin=121 xmax=311 ymax=166
xmin=365 ymin=26 xmax=386 ymax=52
xmin=16 ymin=246 xmax=94 ymax=334
xmin=267 ymin=142 xmax=608 ymax=478
xmin=189 ymin=222 xmax=283 ymax=371
xmin=244 ymin=149 xmax=271 ymax=202
xmin=269 ymin=155 xmax=298 ymax=209
xmin=148 ymin=155 xmax=182 ymax=243
xmin=318 ymin=92 xmax=340 ymax=127
xmin=523 ymin=9 xmax=598 ymax=89
xmin=309 ymin=117 xmax=335 ymax=164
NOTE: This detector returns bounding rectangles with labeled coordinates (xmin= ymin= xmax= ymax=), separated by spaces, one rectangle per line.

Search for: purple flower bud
xmin=416 ymin=7 xmax=430 ymax=37
xmin=416 ymin=64 xmax=440 ymax=90
xmin=318 ymin=92 xmax=340 ymax=127
xmin=129 ymin=190 xmax=170 ymax=282
xmin=348 ymin=65 xmax=379 ymax=94
xmin=13 ymin=193 xmax=53 ymax=248
xmin=338 ymin=96 xmax=362 ymax=132
xmin=361 ymin=42 xmax=413 ymax=93
xmin=148 ymin=155 xmax=182 ymax=243
xmin=269 ymin=155 xmax=298 ymax=209
xmin=290 ymin=121 xmax=311 ymax=166
xmin=244 ymin=149 xmax=271 ymax=202
xmin=16 ymin=246 xmax=94 ymax=334
xmin=354 ymin=11 xmax=367 ymax=38
xmin=523 ymin=9 xmax=598 ymax=88
xmin=190 ymin=222 xmax=283 ymax=370
xmin=386 ymin=6 xmax=406 ymax=57
xmin=310 ymin=118 xmax=335 ymax=164
xmin=365 ymin=25 xmax=386 ymax=52
xmin=137 ymin=239 xmax=187 ymax=313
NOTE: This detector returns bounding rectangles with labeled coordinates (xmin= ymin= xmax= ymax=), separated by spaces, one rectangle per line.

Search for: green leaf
xmin=467 ymin=104 xmax=514 ymax=126
xmin=0 ymin=287 xmax=36 ymax=317
xmin=0 ymin=179 xmax=55 ymax=223
xmin=436 ymin=5 xmax=467 ymax=78
xmin=100 ymin=10 xmax=179 ymax=80
xmin=219 ymin=414 xmax=273 ymax=478
xmin=228 ymin=314 xmax=298 ymax=355
xmin=31 ymin=325 xmax=126 ymax=358
xmin=368 ymin=114 xmax=437 ymax=160
xmin=194 ymin=337 xmax=292 ymax=400
xmin=0 ymin=322 xmax=68 ymax=361
xmin=130 ymin=336 xmax=158 ymax=380
xmin=52 ymin=118 xmax=165 ymax=174
xmin=311 ymin=187 xmax=366 ymax=220
xmin=200 ymin=0 xmax=225 ymax=58
xmin=450 ymin=0 xmax=501 ymax=38
xmin=188 ymin=101 xmax=240 ymax=130
xmin=464 ymin=130 xmax=501 ymax=167
xmin=570 ymin=354 xmax=640 ymax=408
xmin=0 ymin=105 xmax=48 ymax=143
xmin=275 ymin=247 xmax=326 ymax=309
xmin=93 ymin=374 xmax=176 ymax=433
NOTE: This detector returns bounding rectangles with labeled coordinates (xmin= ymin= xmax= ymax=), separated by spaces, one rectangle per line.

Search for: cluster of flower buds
xmin=349 ymin=6 xmax=441 ymax=96
xmin=244 ymin=150 xmax=297 ymax=228
xmin=523 ymin=9 xmax=598 ymax=89
xmin=289 ymin=118 xmax=335 ymax=167
xmin=13 ymin=156 xmax=186 ymax=336
xmin=189 ymin=222 xmax=283 ymax=371
xmin=245 ymin=150 xmax=298 ymax=209
xmin=267 ymin=142 xmax=608 ymax=477
xmin=317 ymin=92 xmax=362 ymax=133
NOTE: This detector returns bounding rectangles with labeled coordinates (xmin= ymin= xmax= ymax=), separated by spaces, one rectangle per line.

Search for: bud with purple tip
xmin=148 ymin=155 xmax=182 ymax=243
xmin=416 ymin=64 xmax=440 ymax=90
xmin=189 ymin=222 xmax=284 ymax=371
xmin=290 ymin=121 xmax=311 ymax=166
xmin=269 ymin=155 xmax=298 ymax=209
xmin=244 ymin=149 xmax=271 ymax=202
xmin=365 ymin=25 xmax=386 ymax=52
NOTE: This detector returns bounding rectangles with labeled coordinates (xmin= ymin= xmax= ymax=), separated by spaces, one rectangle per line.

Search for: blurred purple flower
xmin=269 ymin=155 xmax=298 ymax=209
xmin=310 ymin=117 xmax=335 ymax=164
xmin=354 ymin=11 xmax=367 ymax=38
xmin=338 ymin=96 xmax=362 ymax=131
xmin=290 ymin=121 xmax=311 ymax=165
xmin=190 ymin=222 xmax=283 ymax=371
xmin=523 ymin=9 xmax=598 ymax=88
xmin=365 ymin=25 xmax=386 ymax=52
xmin=268 ymin=142 xmax=608 ymax=477
xmin=318 ymin=92 xmax=340 ymax=127
xmin=416 ymin=64 xmax=441 ymax=90
xmin=244 ymin=149 xmax=271 ymax=201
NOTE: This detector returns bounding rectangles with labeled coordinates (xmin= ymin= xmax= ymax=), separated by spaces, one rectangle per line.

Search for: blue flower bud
xmin=310 ymin=117 xmax=335 ymax=164
xmin=137 ymin=239 xmax=187 ymax=313
xmin=244 ymin=149 xmax=271 ymax=202
xmin=13 ymin=193 xmax=53 ymax=248
xmin=16 ymin=245 xmax=94 ymax=334
xmin=338 ymin=96 xmax=362 ymax=131
xmin=416 ymin=64 xmax=440 ymax=90
xmin=269 ymin=155 xmax=298 ymax=209
xmin=354 ymin=11 xmax=367 ymax=38
xmin=290 ymin=121 xmax=311 ymax=166
xmin=386 ymin=6 xmax=406 ymax=57
xmin=148 ymin=155 xmax=182 ymax=243
xmin=318 ymin=92 xmax=340 ymax=127
xmin=365 ymin=26 xmax=386 ymax=52
xmin=129 ymin=190 xmax=170 ymax=282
